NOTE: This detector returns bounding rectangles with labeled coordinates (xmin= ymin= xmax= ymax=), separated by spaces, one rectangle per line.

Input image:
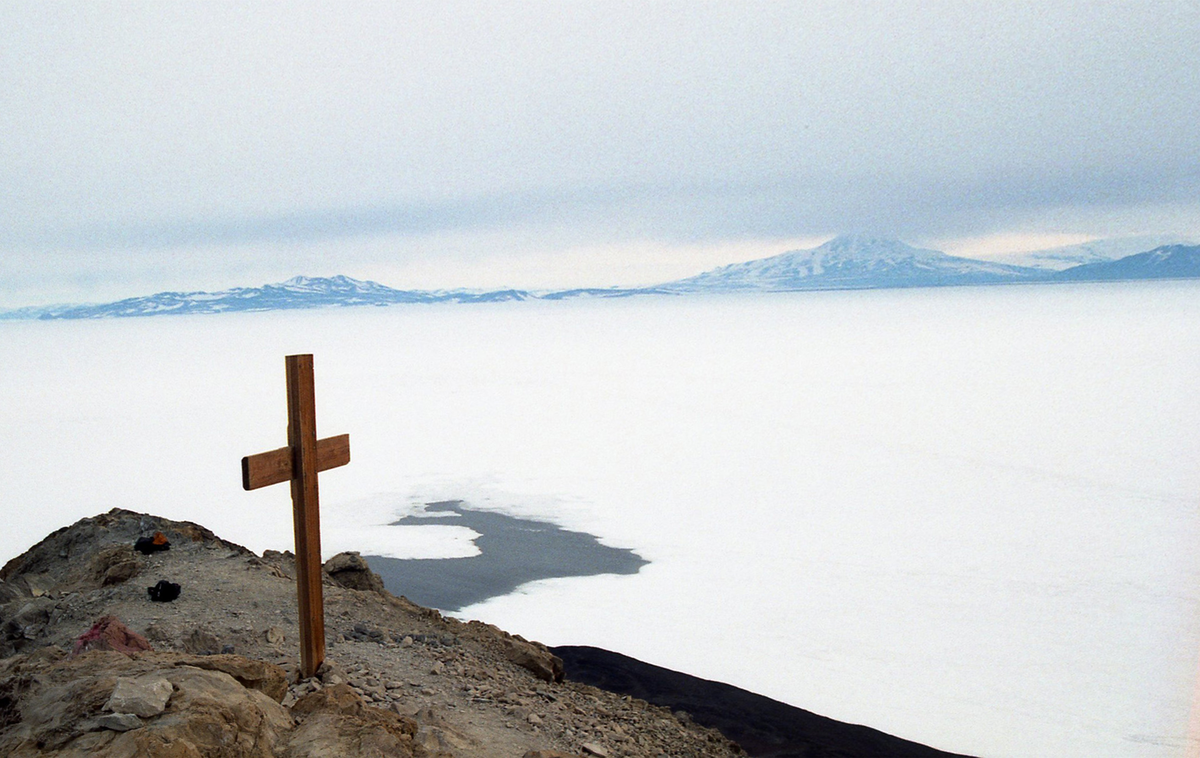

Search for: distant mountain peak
xmin=987 ymin=234 xmax=1197 ymax=270
xmin=661 ymin=235 xmax=1037 ymax=292
xmin=275 ymin=274 xmax=389 ymax=291
xmin=1053 ymin=243 xmax=1200 ymax=281
xmin=816 ymin=235 xmax=942 ymax=257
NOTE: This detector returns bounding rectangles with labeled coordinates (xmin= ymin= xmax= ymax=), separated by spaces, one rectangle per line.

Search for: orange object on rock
xmin=134 ymin=532 xmax=171 ymax=555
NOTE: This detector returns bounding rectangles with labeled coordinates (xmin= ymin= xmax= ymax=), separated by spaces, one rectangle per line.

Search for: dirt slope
xmin=0 ymin=509 xmax=742 ymax=758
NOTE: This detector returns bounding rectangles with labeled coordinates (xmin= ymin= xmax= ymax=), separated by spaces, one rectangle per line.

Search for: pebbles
xmin=343 ymin=621 xmax=462 ymax=648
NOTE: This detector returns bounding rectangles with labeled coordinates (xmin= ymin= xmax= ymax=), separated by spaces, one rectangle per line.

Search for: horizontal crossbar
xmin=241 ymin=433 xmax=350 ymax=491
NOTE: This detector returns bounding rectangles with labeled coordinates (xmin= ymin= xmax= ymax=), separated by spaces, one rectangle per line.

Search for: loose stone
xmin=96 ymin=713 xmax=144 ymax=732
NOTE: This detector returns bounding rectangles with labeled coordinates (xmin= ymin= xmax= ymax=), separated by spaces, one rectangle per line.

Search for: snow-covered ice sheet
xmin=1 ymin=281 xmax=1198 ymax=757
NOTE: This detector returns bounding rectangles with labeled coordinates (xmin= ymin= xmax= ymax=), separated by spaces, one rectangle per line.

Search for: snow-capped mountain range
xmin=986 ymin=234 xmax=1193 ymax=270
xmin=660 ymin=236 xmax=1043 ymax=292
xmin=1053 ymin=244 xmax=1200 ymax=281
xmin=0 ymin=276 xmax=538 ymax=320
xmin=3 ymin=235 xmax=1198 ymax=320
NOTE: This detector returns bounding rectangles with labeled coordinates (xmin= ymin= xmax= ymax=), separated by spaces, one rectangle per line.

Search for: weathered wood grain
xmin=241 ymin=434 xmax=350 ymax=491
xmin=241 ymin=354 xmax=349 ymax=678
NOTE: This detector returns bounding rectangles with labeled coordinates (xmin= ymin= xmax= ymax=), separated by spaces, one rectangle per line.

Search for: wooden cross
xmin=241 ymin=354 xmax=350 ymax=678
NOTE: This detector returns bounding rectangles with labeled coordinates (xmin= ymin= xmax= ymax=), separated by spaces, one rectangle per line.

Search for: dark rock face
xmin=0 ymin=582 xmax=20 ymax=607
xmin=553 ymin=646 xmax=977 ymax=758
xmin=2 ymin=597 xmax=57 ymax=656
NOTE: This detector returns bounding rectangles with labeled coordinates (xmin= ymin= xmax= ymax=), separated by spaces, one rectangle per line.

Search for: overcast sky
xmin=3 ymin=1 xmax=1199 ymax=305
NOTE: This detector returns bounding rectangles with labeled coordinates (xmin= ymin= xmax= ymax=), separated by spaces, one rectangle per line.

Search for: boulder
xmin=414 ymin=723 xmax=473 ymax=755
xmin=140 ymin=666 xmax=292 ymax=756
xmin=95 ymin=712 xmax=144 ymax=732
xmin=72 ymin=616 xmax=153 ymax=656
xmin=0 ymin=579 xmax=22 ymax=605
xmin=323 ymin=552 xmax=386 ymax=594
xmin=18 ymin=574 xmax=52 ymax=599
xmin=90 ymin=545 xmax=141 ymax=586
xmin=182 ymin=628 xmax=221 ymax=656
xmin=0 ymin=650 xmax=293 ymax=757
xmin=104 ymin=676 xmax=173 ymax=717
xmin=3 ymin=596 xmax=58 ymax=654
xmin=286 ymin=683 xmax=418 ymax=757
xmin=504 ymin=638 xmax=565 ymax=684
xmin=171 ymin=654 xmax=288 ymax=703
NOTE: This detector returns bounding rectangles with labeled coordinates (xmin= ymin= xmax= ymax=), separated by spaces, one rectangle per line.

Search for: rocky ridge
xmin=0 ymin=509 xmax=742 ymax=758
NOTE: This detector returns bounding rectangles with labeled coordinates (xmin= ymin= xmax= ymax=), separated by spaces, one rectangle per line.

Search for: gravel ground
xmin=0 ymin=509 xmax=743 ymax=758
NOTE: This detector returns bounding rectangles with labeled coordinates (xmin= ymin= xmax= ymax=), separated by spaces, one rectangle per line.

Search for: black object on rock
xmin=147 ymin=580 xmax=181 ymax=602
xmin=134 ymin=532 xmax=171 ymax=555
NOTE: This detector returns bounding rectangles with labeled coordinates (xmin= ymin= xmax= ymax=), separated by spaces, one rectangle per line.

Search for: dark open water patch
xmin=364 ymin=500 xmax=648 ymax=612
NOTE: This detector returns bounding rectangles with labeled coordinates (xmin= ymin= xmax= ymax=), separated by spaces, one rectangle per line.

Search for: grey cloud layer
xmin=2 ymin=1 xmax=1198 ymax=246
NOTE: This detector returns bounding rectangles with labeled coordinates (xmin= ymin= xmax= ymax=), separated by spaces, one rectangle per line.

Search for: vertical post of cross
xmin=286 ymin=354 xmax=325 ymax=677
xmin=241 ymin=354 xmax=350 ymax=679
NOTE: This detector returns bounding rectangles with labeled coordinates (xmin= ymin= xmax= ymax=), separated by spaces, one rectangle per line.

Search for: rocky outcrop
xmin=286 ymin=683 xmax=418 ymax=757
xmin=172 ymin=654 xmax=289 ymax=703
xmin=0 ymin=648 xmax=416 ymax=757
xmin=104 ymin=674 xmax=173 ymax=717
xmin=0 ymin=509 xmax=246 ymax=586
xmin=0 ymin=509 xmax=746 ymax=758
xmin=502 ymin=637 xmax=564 ymax=684
xmin=323 ymin=552 xmax=386 ymax=594
xmin=89 ymin=545 xmax=142 ymax=587
xmin=72 ymin=616 xmax=153 ymax=655
xmin=2 ymin=597 xmax=59 ymax=657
